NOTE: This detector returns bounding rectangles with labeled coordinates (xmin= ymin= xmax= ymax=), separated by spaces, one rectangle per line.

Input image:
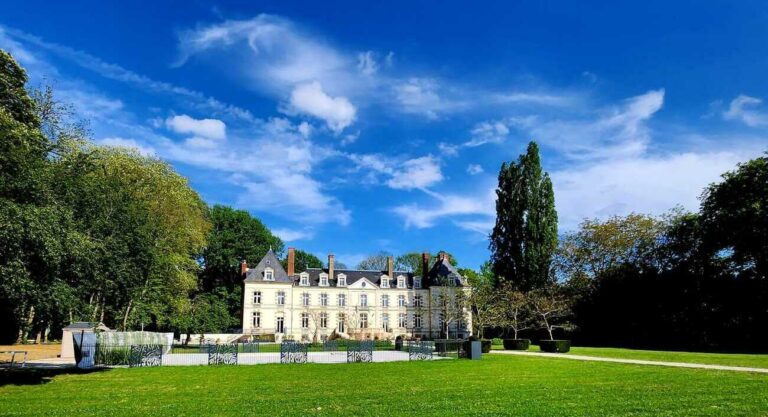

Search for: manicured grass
xmin=566 ymin=346 xmax=768 ymax=369
xmin=2 ymin=355 xmax=767 ymax=416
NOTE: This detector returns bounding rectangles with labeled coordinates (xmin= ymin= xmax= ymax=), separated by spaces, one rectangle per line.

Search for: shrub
xmin=491 ymin=338 xmax=503 ymax=346
xmin=503 ymin=339 xmax=530 ymax=350
xmin=539 ymin=340 xmax=571 ymax=353
xmin=480 ymin=339 xmax=492 ymax=353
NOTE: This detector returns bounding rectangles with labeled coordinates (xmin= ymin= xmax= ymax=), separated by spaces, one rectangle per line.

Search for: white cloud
xmin=493 ymin=92 xmax=575 ymax=107
xmin=510 ymin=89 xmax=665 ymax=160
xmin=357 ymin=51 xmax=378 ymax=76
xmin=297 ymin=121 xmax=312 ymax=138
xmin=165 ymin=114 xmax=226 ymax=140
xmin=552 ymin=150 xmax=757 ymax=230
xmin=465 ymin=120 xmax=510 ymax=147
xmin=98 ymin=137 xmax=156 ymax=156
xmin=392 ymin=190 xmax=494 ymax=229
xmin=724 ymin=94 xmax=768 ymax=127
xmin=393 ymin=78 xmax=463 ymax=119
xmin=288 ymin=81 xmax=356 ymax=133
xmin=386 ymin=156 xmax=444 ymax=190
xmin=273 ymin=228 xmax=315 ymax=242
xmin=466 ymin=164 xmax=484 ymax=175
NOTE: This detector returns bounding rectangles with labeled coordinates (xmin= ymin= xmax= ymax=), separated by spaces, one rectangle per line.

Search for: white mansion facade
xmin=242 ymin=248 xmax=471 ymax=341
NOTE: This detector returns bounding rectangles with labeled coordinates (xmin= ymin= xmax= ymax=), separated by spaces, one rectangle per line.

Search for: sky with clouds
xmin=1 ymin=1 xmax=766 ymax=268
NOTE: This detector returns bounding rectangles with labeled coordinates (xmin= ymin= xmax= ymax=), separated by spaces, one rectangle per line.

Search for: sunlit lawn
xmin=1 ymin=354 xmax=767 ymax=416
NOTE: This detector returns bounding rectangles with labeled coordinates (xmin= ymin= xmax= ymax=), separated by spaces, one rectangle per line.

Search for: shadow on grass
xmin=0 ymin=367 xmax=110 ymax=387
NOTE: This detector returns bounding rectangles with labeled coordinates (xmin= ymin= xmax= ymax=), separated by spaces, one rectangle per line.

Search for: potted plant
xmin=530 ymin=287 xmax=573 ymax=353
xmin=499 ymin=284 xmax=532 ymax=350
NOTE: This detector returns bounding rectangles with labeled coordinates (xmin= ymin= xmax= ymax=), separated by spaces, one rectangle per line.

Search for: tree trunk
xmin=17 ymin=306 xmax=35 ymax=344
xmin=122 ymin=299 xmax=133 ymax=331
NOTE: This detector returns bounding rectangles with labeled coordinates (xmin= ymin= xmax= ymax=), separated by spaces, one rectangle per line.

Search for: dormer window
xmin=397 ymin=276 xmax=406 ymax=289
xmin=414 ymin=277 xmax=422 ymax=289
xmin=264 ymin=268 xmax=274 ymax=281
xmin=381 ymin=276 xmax=390 ymax=288
xmin=337 ymin=274 xmax=347 ymax=287
xmin=319 ymin=273 xmax=329 ymax=286
xmin=300 ymin=273 xmax=309 ymax=286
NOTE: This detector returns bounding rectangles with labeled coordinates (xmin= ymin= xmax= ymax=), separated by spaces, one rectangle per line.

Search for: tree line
xmin=483 ymin=140 xmax=768 ymax=351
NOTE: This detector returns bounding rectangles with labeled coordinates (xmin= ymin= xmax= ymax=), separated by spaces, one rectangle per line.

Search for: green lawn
xmin=566 ymin=347 xmax=768 ymax=369
xmin=491 ymin=344 xmax=768 ymax=369
xmin=1 ymin=355 xmax=767 ymax=416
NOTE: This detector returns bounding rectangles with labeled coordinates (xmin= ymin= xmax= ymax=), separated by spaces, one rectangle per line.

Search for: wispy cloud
xmin=723 ymin=94 xmax=768 ymax=127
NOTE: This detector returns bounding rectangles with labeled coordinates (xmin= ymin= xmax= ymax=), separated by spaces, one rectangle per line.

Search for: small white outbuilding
xmin=60 ymin=322 xmax=110 ymax=360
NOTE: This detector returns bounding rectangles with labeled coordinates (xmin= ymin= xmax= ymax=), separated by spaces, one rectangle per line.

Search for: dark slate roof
xmin=300 ymin=268 xmax=416 ymax=288
xmin=244 ymin=249 xmax=292 ymax=283
xmin=63 ymin=322 xmax=110 ymax=330
xmin=426 ymin=257 xmax=466 ymax=287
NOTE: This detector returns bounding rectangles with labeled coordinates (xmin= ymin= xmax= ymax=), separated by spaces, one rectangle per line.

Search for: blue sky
xmin=2 ymin=1 xmax=767 ymax=269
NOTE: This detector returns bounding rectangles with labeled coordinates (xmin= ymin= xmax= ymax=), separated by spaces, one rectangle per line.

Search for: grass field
xmin=1 ymin=354 xmax=767 ymax=416
xmin=489 ymin=344 xmax=768 ymax=369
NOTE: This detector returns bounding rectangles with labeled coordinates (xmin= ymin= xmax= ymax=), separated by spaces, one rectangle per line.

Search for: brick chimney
xmin=240 ymin=260 xmax=248 ymax=276
xmin=328 ymin=254 xmax=335 ymax=281
xmin=287 ymin=247 xmax=295 ymax=276
xmin=421 ymin=252 xmax=430 ymax=279
xmin=387 ymin=256 xmax=394 ymax=278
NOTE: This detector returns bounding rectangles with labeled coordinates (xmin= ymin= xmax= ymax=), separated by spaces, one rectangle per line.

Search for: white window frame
xmin=382 ymin=313 xmax=389 ymax=331
xmin=398 ymin=295 xmax=406 ymax=307
xmin=252 ymin=312 xmax=261 ymax=328
xmin=264 ymin=268 xmax=274 ymax=281
xmin=302 ymin=292 xmax=310 ymax=306
xmin=319 ymin=273 xmax=329 ymax=287
xmin=320 ymin=293 xmax=328 ymax=306
xmin=397 ymin=276 xmax=406 ymax=288
xmin=338 ymin=293 xmax=346 ymax=306
xmin=253 ymin=291 xmax=262 ymax=304
xmin=360 ymin=313 xmax=368 ymax=328
xmin=277 ymin=291 xmax=285 ymax=305
xmin=337 ymin=274 xmax=347 ymax=287
xmin=414 ymin=277 xmax=422 ymax=289
xmin=414 ymin=313 xmax=422 ymax=328
xmin=399 ymin=313 xmax=407 ymax=328
xmin=276 ymin=316 xmax=285 ymax=333
xmin=381 ymin=295 xmax=389 ymax=307
xmin=301 ymin=312 xmax=309 ymax=329
xmin=360 ymin=293 xmax=368 ymax=307
xmin=414 ymin=295 xmax=423 ymax=307
xmin=381 ymin=276 xmax=389 ymax=288
xmin=320 ymin=312 xmax=328 ymax=328
xmin=300 ymin=273 xmax=309 ymax=286
xmin=338 ymin=313 xmax=346 ymax=333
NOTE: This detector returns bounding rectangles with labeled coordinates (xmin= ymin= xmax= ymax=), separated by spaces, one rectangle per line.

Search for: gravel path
xmin=490 ymin=350 xmax=768 ymax=374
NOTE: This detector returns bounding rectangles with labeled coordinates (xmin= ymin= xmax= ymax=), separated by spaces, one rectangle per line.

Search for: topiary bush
xmin=491 ymin=338 xmax=503 ymax=346
xmin=539 ymin=340 xmax=571 ymax=353
xmin=503 ymin=339 xmax=530 ymax=350
xmin=480 ymin=339 xmax=492 ymax=353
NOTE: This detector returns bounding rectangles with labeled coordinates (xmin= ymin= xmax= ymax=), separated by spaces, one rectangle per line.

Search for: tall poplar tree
xmin=490 ymin=141 xmax=558 ymax=291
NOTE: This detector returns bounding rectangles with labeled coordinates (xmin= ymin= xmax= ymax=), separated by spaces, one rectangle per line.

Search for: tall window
xmin=338 ymin=275 xmax=347 ymax=286
xmin=397 ymin=277 xmax=406 ymax=288
xmin=414 ymin=313 xmax=422 ymax=328
xmin=276 ymin=316 xmax=285 ymax=333
xmin=360 ymin=313 xmax=368 ymax=328
xmin=300 ymin=274 xmax=309 ymax=286
xmin=381 ymin=295 xmax=389 ymax=307
xmin=252 ymin=312 xmax=261 ymax=328
xmin=338 ymin=313 xmax=346 ymax=333
xmin=414 ymin=295 xmax=423 ymax=307
xmin=302 ymin=293 xmax=310 ymax=306
xmin=414 ymin=277 xmax=422 ymax=289
xmin=265 ymin=269 xmax=274 ymax=281
xmin=320 ymin=312 xmax=328 ymax=328
xmin=338 ymin=294 xmax=346 ymax=306
xmin=381 ymin=277 xmax=389 ymax=288
xmin=360 ymin=294 xmax=368 ymax=307
xmin=382 ymin=313 xmax=389 ymax=331
xmin=399 ymin=313 xmax=407 ymax=328
xmin=277 ymin=291 xmax=285 ymax=305
xmin=320 ymin=274 xmax=328 ymax=286
xmin=320 ymin=293 xmax=328 ymax=306
xmin=398 ymin=295 xmax=406 ymax=307
xmin=301 ymin=312 xmax=309 ymax=329
xmin=253 ymin=291 xmax=262 ymax=304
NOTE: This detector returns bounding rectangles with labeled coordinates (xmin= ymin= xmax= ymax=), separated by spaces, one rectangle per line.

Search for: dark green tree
xmin=490 ymin=142 xmax=558 ymax=291
xmin=700 ymin=155 xmax=768 ymax=280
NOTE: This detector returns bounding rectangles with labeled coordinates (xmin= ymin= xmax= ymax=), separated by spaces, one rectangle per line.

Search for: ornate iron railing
xmin=207 ymin=344 xmax=238 ymax=365
xmin=346 ymin=340 xmax=374 ymax=363
xmin=280 ymin=341 xmax=308 ymax=364
xmin=408 ymin=341 xmax=434 ymax=361
xmin=129 ymin=345 xmax=163 ymax=367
